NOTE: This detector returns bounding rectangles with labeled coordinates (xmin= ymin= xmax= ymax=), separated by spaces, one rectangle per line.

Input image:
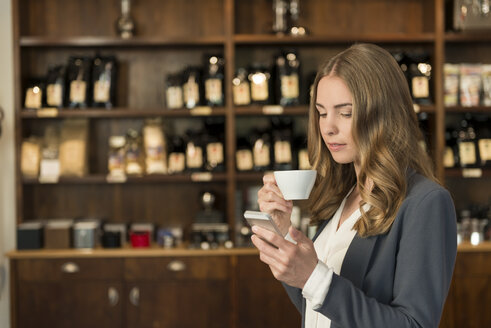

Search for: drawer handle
xmin=167 ymin=260 xmax=186 ymax=272
xmin=108 ymin=287 xmax=119 ymax=307
xmin=61 ymin=262 xmax=80 ymax=273
xmin=129 ymin=287 xmax=140 ymax=306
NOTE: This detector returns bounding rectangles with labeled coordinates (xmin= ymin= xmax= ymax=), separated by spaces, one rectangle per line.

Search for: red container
xmin=130 ymin=231 xmax=150 ymax=248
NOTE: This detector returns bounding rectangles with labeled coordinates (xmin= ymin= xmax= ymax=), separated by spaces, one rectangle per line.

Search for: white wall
xmin=0 ymin=0 xmax=16 ymax=327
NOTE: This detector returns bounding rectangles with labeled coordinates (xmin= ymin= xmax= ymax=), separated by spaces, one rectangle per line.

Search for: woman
xmin=252 ymin=43 xmax=457 ymax=328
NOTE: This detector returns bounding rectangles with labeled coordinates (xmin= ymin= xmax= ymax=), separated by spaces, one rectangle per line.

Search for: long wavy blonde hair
xmin=308 ymin=43 xmax=437 ymax=237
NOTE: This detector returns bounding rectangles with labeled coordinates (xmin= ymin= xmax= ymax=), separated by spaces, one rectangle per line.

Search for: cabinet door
xmin=125 ymin=257 xmax=231 ymax=328
xmin=451 ymin=252 xmax=491 ymax=328
xmin=16 ymin=259 xmax=123 ymax=328
xmin=236 ymin=255 xmax=301 ymax=328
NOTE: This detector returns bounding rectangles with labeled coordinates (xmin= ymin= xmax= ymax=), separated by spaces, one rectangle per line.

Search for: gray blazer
xmin=283 ymin=170 xmax=457 ymax=328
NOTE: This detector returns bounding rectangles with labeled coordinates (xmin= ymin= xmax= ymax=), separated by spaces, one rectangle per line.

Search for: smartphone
xmin=243 ymin=210 xmax=283 ymax=236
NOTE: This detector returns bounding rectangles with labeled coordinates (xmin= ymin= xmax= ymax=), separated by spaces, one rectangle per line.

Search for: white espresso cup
xmin=273 ymin=170 xmax=317 ymax=200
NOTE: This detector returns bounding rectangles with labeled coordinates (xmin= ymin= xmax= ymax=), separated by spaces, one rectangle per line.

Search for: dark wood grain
xmin=235 ymin=0 xmax=435 ymax=35
xmin=236 ymin=255 xmax=301 ymax=328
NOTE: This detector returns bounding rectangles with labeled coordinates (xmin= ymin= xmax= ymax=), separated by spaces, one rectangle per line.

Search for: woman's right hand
xmin=257 ymin=173 xmax=293 ymax=236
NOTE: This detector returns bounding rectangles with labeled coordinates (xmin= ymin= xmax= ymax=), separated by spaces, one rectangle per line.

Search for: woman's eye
xmin=319 ymin=113 xmax=327 ymax=118
xmin=341 ymin=112 xmax=352 ymax=118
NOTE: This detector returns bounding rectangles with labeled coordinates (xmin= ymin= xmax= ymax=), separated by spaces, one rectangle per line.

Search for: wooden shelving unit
xmin=8 ymin=0 xmax=491 ymax=327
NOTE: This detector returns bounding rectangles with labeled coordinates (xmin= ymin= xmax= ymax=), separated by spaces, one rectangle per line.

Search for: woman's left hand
xmin=251 ymin=225 xmax=318 ymax=289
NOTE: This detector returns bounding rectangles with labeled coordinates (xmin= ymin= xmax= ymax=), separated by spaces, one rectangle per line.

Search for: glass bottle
xmin=275 ymin=49 xmax=301 ymax=106
xmin=182 ymin=67 xmax=203 ymax=109
xmin=108 ymin=136 xmax=126 ymax=176
xmin=46 ymin=66 xmax=66 ymax=108
xmin=248 ymin=63 xmax=273 ymax=105
xmin=236 ymin=137 xmax=253 ymax=172
xmin=204 ymin=118 xmax=225 ymax=172
xmin=66 ymin=56 xmax=92 ymax=109
xmin=476 ymin=115 xmax=491 ymax=167
xmin=165 ymin=73 xmax=184 ymax=109
xmin=204 ymin=54 xmax=225 ymax=107
xmin=457 ymin=114 xmax=479 ymax=168
xmin=185 ymin=130 xmax=204 ymax=172
xmin=406 ymin=52 xmax=432 ymax=105
xmin=272 ymin=0 xmax=289 ymax=35
xmin=168 ymin=136 xmax=186 ymax=174
xmin=125 ymin=128 xmax=144 ymax=176
xmin=444 ymin=128 xmax=459 ymax=168
xmin=116 ymin=0 xmax=135 ymax=39
xmin=92 ymin=56 xmax=117 ymax=109
xmin=251 ymin=129 xmax=272 ymax=171
xmin=232 ymin=68 xmax=251 ymax=106
xmin=271 ymin=117 xmax=293 ymax=170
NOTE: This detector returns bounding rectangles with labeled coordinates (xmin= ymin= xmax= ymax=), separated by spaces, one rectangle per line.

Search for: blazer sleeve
xmin=282 ymin=282 xmax=303 ymax=314
xmin=315 ymin=188 xmax=457 ymax=328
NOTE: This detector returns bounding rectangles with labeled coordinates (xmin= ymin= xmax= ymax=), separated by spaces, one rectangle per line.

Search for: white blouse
xmin=302 ymin=187 xmax=370 ymax=328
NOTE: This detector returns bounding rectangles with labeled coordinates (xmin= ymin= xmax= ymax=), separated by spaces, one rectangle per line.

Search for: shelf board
xmin=6 ymin=247 xmax=259 ymax=259
xmin=235 ymin=105 xmax=308 ymax=116
xmin=415 ymin=104 xmax=436 ymax=113
xmin=19 ymin=36 xmax=226 ymax=47
xmin=20 ymin=107 xmax=227 ymax=119
xmin=236 ymin=172 xmax=266 ymax=182
xmin=445 ymin=32 xmax=491 ymax=43
xmin=234 ymin=33 xmax=435 ymax=45
xmin=445 ymin=168 xmax=491 ymax=178
xmin=445 ymin=106 xmax=491 ymax=113
xmin=23 ymin=173 xmax=228 ymax=185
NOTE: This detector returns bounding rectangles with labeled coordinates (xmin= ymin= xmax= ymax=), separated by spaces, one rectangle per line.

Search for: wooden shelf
xmin=20 ymin=107 xmax=227 ymax=119
xmin=234 ymin=33 xmax=435 ymax=45
xmin=7 ymin=242 xmax=491 ymax=259
xmin=234 ymin=105 xmax=308 ymax=116
xmin=6 ymin=247 xmax=258 ymax=259
xmin=445 ymin=32 xmax=491 ymax=43
xmin=445 ymin=106 xmax=491 ymax=113
xmin=22 ymin=173 xmax=228 ymax=185
xmin=19 ymin=36 xmax=226 ymax=48
xmin=457 ymin=241 xmax=491 ymax=252
xmin=445 ymin=168 xmax=491 ymax=178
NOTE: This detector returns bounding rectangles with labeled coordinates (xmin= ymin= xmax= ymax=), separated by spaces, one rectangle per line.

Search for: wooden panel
xmin=17 ymin=258 xmax=123 ymax=281
xmin=125 ymin=256 xmax=230 ymax=281
xmin=235 ymin=0 xmax=435 ymax=35
xmin=453 ymin=252 xmax=491 ymax=276
xmin=22 ymin=182 xmax=227 ymax=226
xmin=17 ymin=281 xmax=123 ymax=328
xmin=19 ymin=0 xmax=225 ymax=38
xmin=236 ymin=255 xmax=301 ymax=328
xmin=452 ymin=276 xmax=491 ymax=328
xmin=125 ymin=281 xmax=231 ymax=328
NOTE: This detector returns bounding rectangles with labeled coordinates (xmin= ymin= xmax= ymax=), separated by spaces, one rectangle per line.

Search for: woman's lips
xmin=327 ymin=143 xmax=346 ymax=152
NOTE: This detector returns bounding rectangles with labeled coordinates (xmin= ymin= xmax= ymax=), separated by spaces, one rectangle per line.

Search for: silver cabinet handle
xmin=129 ymin=287 xmax=140 ymax=306
xmin=61 ymin=262 xmax=80 ymax=273
xmin=108 ymin=287 xmax=119 ymax=307
xmin=167 ymin=260 xmax=186 ymax=272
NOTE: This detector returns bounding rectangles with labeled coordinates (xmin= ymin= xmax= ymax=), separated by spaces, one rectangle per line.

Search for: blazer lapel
xmin=340 ymin=234 xmax=378 ymax=289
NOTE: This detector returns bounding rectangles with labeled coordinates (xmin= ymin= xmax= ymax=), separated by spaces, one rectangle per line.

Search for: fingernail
xmin=251 ymin=226 xmax=258 ymax=233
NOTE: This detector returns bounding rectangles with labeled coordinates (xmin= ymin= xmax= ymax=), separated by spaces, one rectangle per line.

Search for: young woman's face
xmin=315 ymin=75 xmax=358 ymax=165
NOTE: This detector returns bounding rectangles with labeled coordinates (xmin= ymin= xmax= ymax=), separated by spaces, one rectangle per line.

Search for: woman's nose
xmin=320 ymin=116 xmax=337 ymax=136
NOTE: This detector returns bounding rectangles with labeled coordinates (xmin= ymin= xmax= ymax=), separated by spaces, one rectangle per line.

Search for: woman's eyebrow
xmin=315 ymin=103 xmax=325 ymax=109
xmin=333 ymin=103 xmax=352 ymax=109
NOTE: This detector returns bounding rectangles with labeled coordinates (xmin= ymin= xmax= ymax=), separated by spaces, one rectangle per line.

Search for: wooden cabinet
xmin=14 ymin=258 xmax=123 ymax=328
xmin=440 ymin=251 xmax=491 ymax=328
xmin=124 ymin=257 xmax=232 ymax=328
xmin=12 ymin=255 xmax=232 ymax=328
xmin=236 ymin=255 xmax=301 ymax=328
